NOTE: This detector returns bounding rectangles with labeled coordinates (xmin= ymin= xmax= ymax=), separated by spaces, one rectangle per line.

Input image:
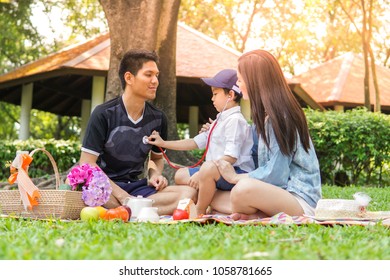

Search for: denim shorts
xmin=115 ymin=178 xmax=157 ymax=197
xmin=188 ymin=166 xmax=247 ymax=191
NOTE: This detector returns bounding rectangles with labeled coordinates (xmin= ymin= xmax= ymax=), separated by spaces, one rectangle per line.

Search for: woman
xmin=213 ymin=49 xmax=322 ymax=219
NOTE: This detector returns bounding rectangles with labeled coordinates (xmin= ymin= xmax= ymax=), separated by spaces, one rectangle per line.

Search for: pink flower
xmin=67 ymin=164 xmax=112 ymax=206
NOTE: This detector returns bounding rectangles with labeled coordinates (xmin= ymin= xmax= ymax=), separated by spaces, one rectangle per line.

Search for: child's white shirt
xmin=193 ymin=106 xmax=254 ymax=172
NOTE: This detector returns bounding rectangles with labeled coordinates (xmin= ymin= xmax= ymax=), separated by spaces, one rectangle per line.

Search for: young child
xmin=147 ymin=69 xmax=254 ymax=215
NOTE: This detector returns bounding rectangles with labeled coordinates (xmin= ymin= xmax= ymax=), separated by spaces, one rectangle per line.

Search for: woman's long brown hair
xmin=238 ymin=50 xmax=310 ymax=156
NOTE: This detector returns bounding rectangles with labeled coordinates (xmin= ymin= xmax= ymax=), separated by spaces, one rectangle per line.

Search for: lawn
xmin=0 ymin=185 xmax=389 ymax=260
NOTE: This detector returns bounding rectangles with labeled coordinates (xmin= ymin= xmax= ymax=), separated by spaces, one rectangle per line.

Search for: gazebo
xmin=0 ymin=23 xmax=323 ymax=140
xmin=292 ymin=52 xmax=390 ymax=114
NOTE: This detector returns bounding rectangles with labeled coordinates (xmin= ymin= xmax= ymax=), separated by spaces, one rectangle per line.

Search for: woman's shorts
xmin=188 ymin=166 xmax=247 ymax=191
xmin=291 ymin=193 xmax=315 ymax=216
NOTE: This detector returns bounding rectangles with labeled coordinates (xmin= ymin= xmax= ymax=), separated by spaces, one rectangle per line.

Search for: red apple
xmin=172 ymin=209 xmax=189 ymax=220
xmin=122 ymin=205 xmax=132 ymax=220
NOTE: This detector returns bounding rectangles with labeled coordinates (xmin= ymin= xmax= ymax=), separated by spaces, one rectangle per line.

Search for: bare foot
xmin=195 ymin=204 xmax=207 ymax=216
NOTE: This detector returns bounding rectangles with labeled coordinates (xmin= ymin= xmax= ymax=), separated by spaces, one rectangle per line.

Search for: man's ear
xmin=124 ymin=71 xmax=134 ymax=85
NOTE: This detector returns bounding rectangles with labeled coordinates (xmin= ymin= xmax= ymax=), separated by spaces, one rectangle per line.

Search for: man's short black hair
xmin=118 ymin=49 xmax=159 ymax=90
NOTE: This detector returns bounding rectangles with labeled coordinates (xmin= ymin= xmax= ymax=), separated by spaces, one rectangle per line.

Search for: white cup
xmin=137 ymin=207 xmax=159 ymax=222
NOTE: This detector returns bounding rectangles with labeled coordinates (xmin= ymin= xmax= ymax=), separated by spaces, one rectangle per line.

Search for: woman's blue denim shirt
xmin=248 ymin=122 xmax=322 ymax=208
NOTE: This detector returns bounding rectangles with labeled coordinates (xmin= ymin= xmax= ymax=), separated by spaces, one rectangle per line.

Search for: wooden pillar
xmin=80 ymin=99 xmax=91 ymax=142
xmin=79 ymin=76 xmax=105 ymax=142
xmin=189 ymin=106 xmax=199 ymax=138
xmin=19 ymin=83 xmax=33 ymax=140
xmin=241 ymin=99 xmax=251 ymax=121
xmin=91 ymin=76 xmax=106 ymax=112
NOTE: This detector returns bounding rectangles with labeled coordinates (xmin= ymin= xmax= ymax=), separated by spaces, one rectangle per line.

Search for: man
xmin=80 ymin=49 xmax=196 ymax=215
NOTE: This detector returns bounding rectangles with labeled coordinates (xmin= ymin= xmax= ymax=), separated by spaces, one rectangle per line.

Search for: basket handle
xmin=29 ymin=148 xmax=60 ymax=190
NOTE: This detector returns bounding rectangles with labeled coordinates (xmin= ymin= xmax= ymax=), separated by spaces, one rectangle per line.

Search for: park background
xmin=0 ymin=0 xmax=389 ymax=264
xmin=0 ymin=0 xmax=389 ymax=187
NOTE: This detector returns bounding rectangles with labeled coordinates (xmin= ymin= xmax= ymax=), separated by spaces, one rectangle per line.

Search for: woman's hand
xmin=199 ymin=118 xmax=214 ymax=133
xmin=214 ymin=159 xmax=239 ymax=184
xmin=147 ymin=130 xmax=165 ymax=147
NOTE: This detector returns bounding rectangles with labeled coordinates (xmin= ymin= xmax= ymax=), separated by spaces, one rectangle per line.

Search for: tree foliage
xmin=179 ymin=0 xmax=388 ymax=75
xmin=1 ymin=0 xmax=390 ymax=141
xmin=0 ymin=102 xmax=20 ymax=140
xmin=0 ymin=102 xmax=81 ymax=140
xmin=36 ymin=0 xmax=107 ymax=49
xmin=0 ymin=0 xmax=47 ymax=74
xmin=0 ymin=0 xmax=106 ymax=140
xmin=336 ymin=0 xmax=382 ymax=112
xmin=179 ymin=0 xmax=265 ymax=53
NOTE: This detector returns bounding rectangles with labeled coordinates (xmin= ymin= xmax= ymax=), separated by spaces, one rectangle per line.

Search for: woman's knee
xmin=231 ymin=179 xmax=256 ymax=203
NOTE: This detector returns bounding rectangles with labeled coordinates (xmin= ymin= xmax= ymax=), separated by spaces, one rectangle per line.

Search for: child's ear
xmin=229 ymin=90 xmax=235 ymax=100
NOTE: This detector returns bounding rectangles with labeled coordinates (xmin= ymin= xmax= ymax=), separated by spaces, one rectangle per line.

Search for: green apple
xmin=80 ymin=206 xmax=100 ymax=221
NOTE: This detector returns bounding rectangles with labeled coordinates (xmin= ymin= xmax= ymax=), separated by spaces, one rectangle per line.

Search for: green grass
xmin=0 ymin=186 xmax=389 ymax=260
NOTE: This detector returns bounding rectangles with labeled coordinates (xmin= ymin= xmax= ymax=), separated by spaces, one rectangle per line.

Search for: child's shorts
xmin=188 ymin=166 xmax=247 ymax=191
xmin=115 ymin=178 xmax=157 ymax=197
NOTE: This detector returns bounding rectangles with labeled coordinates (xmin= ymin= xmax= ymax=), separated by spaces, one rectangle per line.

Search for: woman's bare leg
xmin=210 ymin=190 xmax=232 ymax=214
xmin=230 ymin=178 xmax=304 ymax=218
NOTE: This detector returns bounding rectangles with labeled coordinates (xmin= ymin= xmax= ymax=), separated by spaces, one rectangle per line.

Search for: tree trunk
xmin=367 ymin=0 xmax=381 ymax=113
xmin=361 ymin=0 xmax=371 ymax=110
xmin=100 ymin=0 xmax=176 ymax=100
xmin=99 ymin=0 xmax=196 ymax=177
xmin=369 ymin=46 xmax=381 ymax=112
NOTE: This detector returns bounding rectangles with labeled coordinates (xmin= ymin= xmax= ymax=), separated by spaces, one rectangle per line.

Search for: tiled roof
xmin=0 ymin=33 xmax=110 ymax=84
xmin=292 ymin=52 xmax=390 ymax=110
xmin=0 ymin=23 xmax=241 ymax=84
xmin=0 ymin=22 xmax=322 ymax=117
xmin=176 ymin=24 xmax=241 ymax=78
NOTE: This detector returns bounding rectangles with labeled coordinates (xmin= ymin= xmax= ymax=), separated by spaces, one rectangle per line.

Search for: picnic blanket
xmin=153 ymin=212 xmax=390 ymax=227
xmin=1 ymin=211 xmax=389 ymax=227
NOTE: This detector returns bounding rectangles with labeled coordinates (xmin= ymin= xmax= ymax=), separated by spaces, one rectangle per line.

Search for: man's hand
xmin=149 ymin=174 xmax=168 ymax=191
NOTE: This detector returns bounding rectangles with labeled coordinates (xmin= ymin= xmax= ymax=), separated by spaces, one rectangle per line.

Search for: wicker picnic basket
xmin=0 ymin=148 xmax=85 ymax=220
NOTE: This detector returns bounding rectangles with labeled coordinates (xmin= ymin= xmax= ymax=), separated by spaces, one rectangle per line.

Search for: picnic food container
xmin=314 ymin=193 xmax=372 ymax=219
xmin=124 ymin=195 xmax=154 ymax=218
xmin=0 ymin=148 xmax=85 ymax=220
xmin=315 ymin=199 xmax=361 ymax=218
